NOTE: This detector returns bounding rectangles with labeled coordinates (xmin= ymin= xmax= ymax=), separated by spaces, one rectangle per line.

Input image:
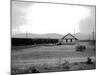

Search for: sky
xmin=12 ymin=0 xmax=95 ymax=35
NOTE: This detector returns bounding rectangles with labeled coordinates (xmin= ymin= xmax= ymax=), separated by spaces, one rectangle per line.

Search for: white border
xmin=0 ymin=0 xmax=99 ymax=75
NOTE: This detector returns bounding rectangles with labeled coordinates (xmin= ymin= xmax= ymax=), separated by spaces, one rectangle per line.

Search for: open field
xmin=11 ymin=41 xmax=96 ymax=74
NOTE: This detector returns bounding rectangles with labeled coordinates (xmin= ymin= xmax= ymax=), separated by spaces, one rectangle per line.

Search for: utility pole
xmin=92 ymin=31 xmax=94 ymax=41
xmin=26 ymin=31 xmax=28 ymax=38
xmin=92 ymin=27 xmax=95 ymax=41
xmin=89 ymin=34 xmax=90 ymax=40
xmin=74 ymin=28 xmax=75 ymax=34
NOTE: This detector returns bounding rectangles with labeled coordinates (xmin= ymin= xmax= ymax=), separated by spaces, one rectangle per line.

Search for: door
xmin=66 ymin=39 xmax=68 ymax=42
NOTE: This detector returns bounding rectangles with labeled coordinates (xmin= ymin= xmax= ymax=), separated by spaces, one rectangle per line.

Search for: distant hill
xmin=73 ymin=32 xmax=95 ymax=40
xmin=12 ymin=32 xmax=95 ymax=40
xmin=12 ymin=33 xmax=63 ymax=39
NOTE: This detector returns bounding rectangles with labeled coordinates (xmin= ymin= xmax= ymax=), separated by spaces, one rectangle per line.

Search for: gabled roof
xmin=62 ymin=33 xmax=78 ymax=40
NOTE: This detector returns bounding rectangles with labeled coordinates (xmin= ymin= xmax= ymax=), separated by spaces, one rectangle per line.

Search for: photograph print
xmin=11 ymin=0 xmax=96 ymax=75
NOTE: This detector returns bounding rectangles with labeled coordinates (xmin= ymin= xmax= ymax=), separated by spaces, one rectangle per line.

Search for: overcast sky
xmin=12 ymin=0 xmax=95 ymax=35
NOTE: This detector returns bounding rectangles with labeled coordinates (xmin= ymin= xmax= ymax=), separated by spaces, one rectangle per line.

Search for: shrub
xmin=62 ymin=60 xmax=70 ymax=70
xmin=89 ymin=40 xmax=96 ymax=45
xmin=57 ymin=43 xmax=62 ymax=45
xmin=42 ymin=64 xmax=50 ymax=70
xmin=73 ymin=62 xmax=79 ymax=65
xmin=76 ymin=45 xmax=86 ymax=52
xmin=27 ymin=66 xmax=40 ymax=73
xmin=11 ymin=66 xmax=39 ymax=75
xmin=86 ymin=57 xmax=93 ymax=64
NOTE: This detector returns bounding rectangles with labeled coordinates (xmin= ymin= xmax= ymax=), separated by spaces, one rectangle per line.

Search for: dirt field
xmin=11 ymin=41 xmax=96 ymax=74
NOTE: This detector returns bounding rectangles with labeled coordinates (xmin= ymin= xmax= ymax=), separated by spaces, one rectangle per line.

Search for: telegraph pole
xmin=74 ymin=28 xmax=75 ymax=34
xmin=26 ymin=31 xmax=28 ymax=38
xmin=92 ymin=27 xmax=95 ymax=41
xmin=92 ymin=31 xmax=94 ymax=41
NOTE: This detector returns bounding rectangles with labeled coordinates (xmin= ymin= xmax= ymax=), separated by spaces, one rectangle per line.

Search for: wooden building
xmin=58 ymin=33 xmax=78 ymax=45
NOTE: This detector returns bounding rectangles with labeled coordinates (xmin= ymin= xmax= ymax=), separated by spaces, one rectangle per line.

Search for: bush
xmin=11 ymin=66 xmax=39 ymax=75
xmin=42 ymin=64 xmax=50 ymax=70
xmin=76 ymin=45 xmax=86 ymax=52
xmin=86 ymin=57 xmax=93 ymax=64
xmin=57 ymin=43 xmax=62 ymax=45
xmin=27 ymin=66 xmax=40 ymax=73
xmin=62 ymin=60 xmax=70 ymax=70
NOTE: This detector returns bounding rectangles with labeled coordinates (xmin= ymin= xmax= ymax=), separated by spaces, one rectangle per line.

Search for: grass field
xmin=11 ymin=41 xmax=96 ymax=74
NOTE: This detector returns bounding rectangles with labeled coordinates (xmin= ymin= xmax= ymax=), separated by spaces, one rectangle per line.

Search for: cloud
xmin=12 ymin=1 xmax=95 ymax=35
xmin=12 ymin=1 xmax=34 ymax=34
xmin=78 ymin=6 xmax=95 ymax=33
